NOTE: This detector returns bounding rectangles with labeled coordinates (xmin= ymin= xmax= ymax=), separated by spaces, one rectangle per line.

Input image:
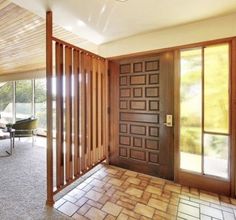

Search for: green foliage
xmin=0 ymin=82 xmax=13 ymax=111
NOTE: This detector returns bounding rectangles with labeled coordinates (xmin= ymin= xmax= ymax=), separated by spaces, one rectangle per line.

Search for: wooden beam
xmin=46 ymin=11 xmax=54 ymax=206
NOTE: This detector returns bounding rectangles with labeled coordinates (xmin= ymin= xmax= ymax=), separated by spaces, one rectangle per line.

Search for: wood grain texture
xmin=109 ymin=54 xmax=174 ymax=180
xmin=46 ymin=11 xmax=54 ymax=206
xmin=56 ymin=42 xmax=64 ymax=188
xmin=73 ymin=49 xmax=80 ymax=177
xmin=0 ymin=1 xmax=89 ymax=75
xmin=65 ymin=46 xmax=73 ymax=181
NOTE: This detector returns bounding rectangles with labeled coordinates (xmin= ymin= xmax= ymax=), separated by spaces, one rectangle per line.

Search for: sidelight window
xmin=180 ymin=44 xmax=230 ymax=179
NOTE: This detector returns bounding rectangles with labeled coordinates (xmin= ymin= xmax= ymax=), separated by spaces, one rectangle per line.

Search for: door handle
xmin=164 ymin=114 xmax=173 ymax=127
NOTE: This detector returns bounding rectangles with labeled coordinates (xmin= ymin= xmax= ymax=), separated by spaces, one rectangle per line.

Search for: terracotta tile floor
xmin=55 ymin=164 xmax=236 ymax=219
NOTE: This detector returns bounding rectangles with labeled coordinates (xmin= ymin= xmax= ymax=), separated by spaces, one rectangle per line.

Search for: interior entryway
xmin=109 ymin=52 xmax=174 ymax=180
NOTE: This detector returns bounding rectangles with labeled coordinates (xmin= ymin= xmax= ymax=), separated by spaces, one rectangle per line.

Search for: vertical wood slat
xmin=73 ymin=49 xmax=80 ymax=176
xmin=92 ymin=57 xmax=98 ymax=164
xmin=97 ymin=60 xmax=102 ymax=160
xmin=85 ymin=55 xmax=92 ymax=168
xmin=95 ymin=59 xmax=99 ymax=163
xmin=56 ymin=42 xmax=64 ymax=187
xmin=46 ymin=11 xmax=54 ymax=205
xmin=65 ymin=46 xmax=73 ymax=181
xmin=103 ymin=60 xmax=109 ymax=163
xmin=80 ymin=53 xmax=86 ymax=172
xmin=51 ymin=36 xmax=108 ymax=197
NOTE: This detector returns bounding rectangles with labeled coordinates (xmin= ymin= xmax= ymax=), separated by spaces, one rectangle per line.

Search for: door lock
xmin=164 ymin=114 xmax=173 ymax=127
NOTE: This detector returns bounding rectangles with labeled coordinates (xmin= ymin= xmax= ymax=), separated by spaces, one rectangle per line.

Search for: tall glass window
xmin=15 ymin=80 xmax=33 ymax=120
xmin=0 ymin=82 xmax=13 ymax=123
xmin=180 ymin=44 xmax=230 ymax=179
xmin=35 ymin=78 xmax=47 ymax=132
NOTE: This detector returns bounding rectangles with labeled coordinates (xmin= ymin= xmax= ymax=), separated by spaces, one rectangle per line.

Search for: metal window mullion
xmin=32 ymin=79 xmax=35 ymax=117
xmin=13 ymin=81 xmax=16 ymax=123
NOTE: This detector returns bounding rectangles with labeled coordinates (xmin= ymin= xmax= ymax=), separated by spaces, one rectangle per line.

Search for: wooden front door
xmin=109 ymin=52 xmax=174 ymax=180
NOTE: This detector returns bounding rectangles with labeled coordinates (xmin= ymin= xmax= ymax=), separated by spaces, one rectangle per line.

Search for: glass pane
xmin=180 ymin=49 xmax=202 ymax=173
xmin=16 ymin=80 xmax=32 ymax=121
xmin=204 ymin=134 xmax=229 ymax=178
xmin=204 ymin=44 xmax=229 ymax=133
xmin=0 ymin=82 xmax=13 ymax=124
xmin=35 ymin=78 xmax=46 ymax=133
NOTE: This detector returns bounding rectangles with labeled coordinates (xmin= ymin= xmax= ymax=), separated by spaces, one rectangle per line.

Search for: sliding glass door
xmin=180 ymin=44 xmax=230 ymax=179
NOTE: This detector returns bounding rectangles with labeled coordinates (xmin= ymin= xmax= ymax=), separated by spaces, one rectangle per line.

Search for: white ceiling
xmin=10 ymin=0 xmax=236 ymax=45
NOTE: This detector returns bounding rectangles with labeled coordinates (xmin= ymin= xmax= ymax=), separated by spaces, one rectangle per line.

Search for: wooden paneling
xmin=109 ymin=54 xmax=174 ymax=179
xmin=45 ymin=12 xmax=108 ymax=200
xmin=0 ymin=1 xmax=90 ymax=75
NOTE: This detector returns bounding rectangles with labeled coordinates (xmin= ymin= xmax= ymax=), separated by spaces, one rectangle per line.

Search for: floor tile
xmin=58 ymin=201 xmax=79 ymax=216
xmin=178 ymin=203 xmax=200 ymax=218
xmin=126 ymin=177 xmax=141 ymax=185
xmin=75 ymin=197 xmax=88 ymax=207
xmin=108 ymin=178 xmax=123 ymax=186
xmin=72 ymin=213 xmax=89 ymax=220
xmin=164 ymin=184 xmax=181 ymax=193
xmin=200 ymin=214 xmax=211 ymax=220
xmin=64 ymin=194 xmax=78 ymax=203
xmin=54 ymin=164 xmax=236 ymax=220
xmin=85 ymin=207 xmax=106 ymax=220
xmin=134 ymin=203 xmax=155 ymax=218
xmin=54 ymin=198 xmax=66 ymax=209
xmin=102 ymin=201 xmax=122 ymax=216
xmin=200 ymin=204 xmax=223 ymax=219
xmin=77 ymin=204 xmax=92 ymax=215
xmin=148 ymin=198 xmax=168 ymax=211
xmin=125 ymin=187 xmax=143 ymax=198
xmin=85 ymin=190 xmax=103 ymax=201
xmin=117 ymin=213 xmax=129 ymax=220
xmin=124 ymin=170 xmax=138 ymax=177
xmin=178 ymin=212 xmax=199 ymax=220
xmin=145 ymin=185 xmax=162 ymax=195
xmin=223 ymin=211 xmax=235 ymax=220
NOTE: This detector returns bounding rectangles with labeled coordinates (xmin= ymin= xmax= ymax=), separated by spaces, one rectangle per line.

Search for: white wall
xmin=98 ymin=12 xmax=236 ymax=58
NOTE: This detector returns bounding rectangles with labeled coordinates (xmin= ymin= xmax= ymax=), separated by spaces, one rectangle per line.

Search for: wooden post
xmin=231 ymin=38 xmax=236 ymax=197
xmin=46 ymin=11 xmax=54 ymax=206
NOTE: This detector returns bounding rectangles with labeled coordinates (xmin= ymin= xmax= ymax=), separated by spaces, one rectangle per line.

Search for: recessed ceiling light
xmin=77 ymin=20 xmax=86 ymax=27
xmin=64 ymin=26 xmax=72 ymax=31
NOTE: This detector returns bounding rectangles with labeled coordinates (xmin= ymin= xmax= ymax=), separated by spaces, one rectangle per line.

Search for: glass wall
xmin=35 ymin=78 xmax=47 ymax=133
xmin=15 ymin=80 xmax=33 ymax=121
xmin=0 ymin=82 xmax=13 ymax=123
xmin=180 ymin=44 xmax=230 ymax=179
xmin=0 ymin=78 xmax=46 ymax=134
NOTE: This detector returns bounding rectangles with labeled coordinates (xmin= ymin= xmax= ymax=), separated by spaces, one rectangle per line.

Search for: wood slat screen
xmin=52 ymin=39 xmax=108 ymax=194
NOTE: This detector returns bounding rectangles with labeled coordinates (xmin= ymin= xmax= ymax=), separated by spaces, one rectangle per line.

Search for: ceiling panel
xmin=0 ymin=0 xmax=91 ymax=75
